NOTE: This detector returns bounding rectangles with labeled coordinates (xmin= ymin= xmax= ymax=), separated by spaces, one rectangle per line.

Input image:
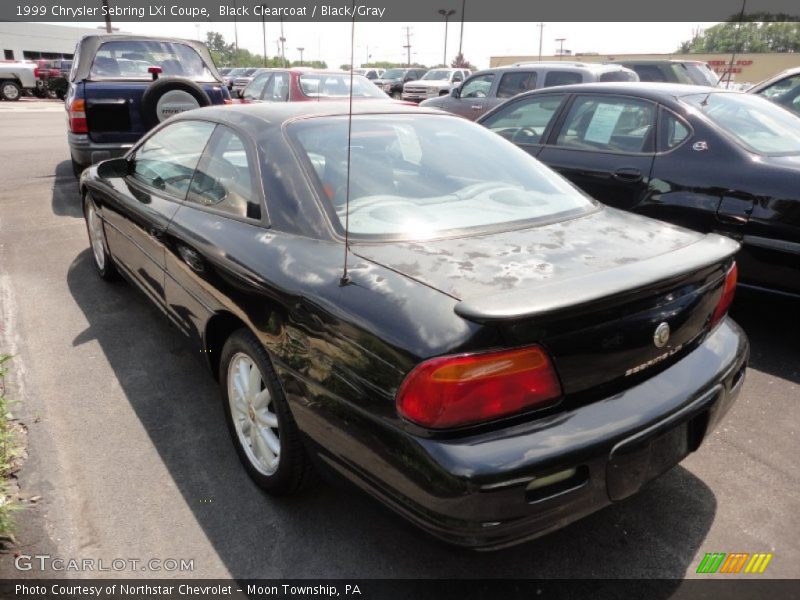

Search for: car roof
xmin=176 ymin=101 xmax=446 ymax=130
xmin=609 ymin=59 xmax=707 ymax=65
xmin=508 ymin=81 xmax=720 ymax=102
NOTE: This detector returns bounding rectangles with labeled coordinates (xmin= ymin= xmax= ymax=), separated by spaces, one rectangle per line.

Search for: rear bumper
xmin=292 ymin=318 xmax=748 ymax=550
xmin=68 ymin=132 xmax=132 ymax=167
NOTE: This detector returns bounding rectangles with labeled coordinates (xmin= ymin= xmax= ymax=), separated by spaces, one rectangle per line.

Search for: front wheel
xmin=83 ymin=193 xmax=119 ymax=281
xmin=0 ymin=80 xmax=21 ymax=101
xmin=220 ymin=329 xmax=314 ymax=494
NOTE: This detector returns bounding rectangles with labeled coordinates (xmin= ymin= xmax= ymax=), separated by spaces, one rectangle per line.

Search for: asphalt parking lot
xmin=0 ymin=102 xmax=798 ymax=582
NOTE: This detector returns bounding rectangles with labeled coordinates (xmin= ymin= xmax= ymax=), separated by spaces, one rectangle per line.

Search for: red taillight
xmin=710 ymin=262 xmax=737 ymax=328
xmin=396 ymin=345 xmax=562 ymax=429
xmin=68 ymin=98 xmax=88 ymax=134
xmin=33 ymin=67 xmax=40 ymax=79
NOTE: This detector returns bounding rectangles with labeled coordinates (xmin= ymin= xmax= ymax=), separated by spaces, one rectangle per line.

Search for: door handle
xmin=612 ymin=168 xmax=643 ymax=182
xmin=471 ymin=105 xmax=483 ymax=110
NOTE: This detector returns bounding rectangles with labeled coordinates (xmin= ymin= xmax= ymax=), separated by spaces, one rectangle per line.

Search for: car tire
xmin=72 ymin=157 xmax=86 ymax=178
xmin=391 ymin=90 xmax=402 ymax=99
xmin=140 ymin=77 xmax=212 ymax=129
xmin=220 ymin=329 xmax=314 ymax=495
xmin=0 ymin=80 xmax=22 ymax=101
xmin=83 ymin=192 xmax=119 ymax=281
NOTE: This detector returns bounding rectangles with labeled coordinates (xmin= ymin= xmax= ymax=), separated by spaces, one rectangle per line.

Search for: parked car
xmin=0 ymin=61 xmax=42 ymax=101
xmin=230 ymin=67 xmax=262 ymax=97
xmin=747 ymin=67 xmax=800 ymax=117
xmin=223 ymin=67 xmax=248 ymax=91
xmin=352 ymin=67 xmax=384 ymax=80
xmin=241 ymin=68 xmax=389 ymax=103
xmin=421 ymin=64 xmax=637 ymax=120
xmin=78 ymin=101 xmax=747 ymax=549
xmin=46 ymin=58 xmax=73 ymax=100
xmin=219 ymin=67 xmax=233 ymax=77
xmin=478 ymin=82 xmax=800 ymax=298
xmin=402 ymin=68 xmax=471 ymax=102
xmin=372 ymin=67 xmax=427 ymax=99
xmin=66 ymin=34 xmax=231 ymax=176
xmin=608 ymin=60 xmax=720 ymax=86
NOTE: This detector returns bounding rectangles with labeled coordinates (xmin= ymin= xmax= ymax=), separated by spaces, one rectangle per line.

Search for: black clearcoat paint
xmin=81 ymin=102 xmax=748 ymax=549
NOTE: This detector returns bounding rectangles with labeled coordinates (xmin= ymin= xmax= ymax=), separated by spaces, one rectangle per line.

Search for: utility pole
xmin=102 ymin=0 xmax=112 ymax=33
xmin=457 ymin=0 xmax=466 ymax=57
xmin=537 ymin=23 xmax=544 ymax=61
xmin=261 ymin=5 xmax=268 ymax=66
xmin=297 ymin=47 xmax=304 ymax=66
xmin=402 ymin=26 xmax=413 ymax=67
xmin=556 ymin=37 xmax=566 ymax=60
xmin=233 ymin=0 xmax=239 ymax=53
xmin=279 ymin=16 xmax=287 ymax=67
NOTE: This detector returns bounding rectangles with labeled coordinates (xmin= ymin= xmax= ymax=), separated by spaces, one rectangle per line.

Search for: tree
xmin=678 ymin=21 xmax=800 ymax=53
xmin=450 ymin=53 xmax=474 ymax=70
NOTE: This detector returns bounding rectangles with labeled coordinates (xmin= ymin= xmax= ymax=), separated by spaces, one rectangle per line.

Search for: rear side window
xmin=480 ymin=94 xmax=566 ymax=145
xmin=544 ymin=71 xmax=583 ymax=87
xmin=187 ymin=126 xmax=261 ymax=221
xmin=630 ymin=65 xmax=668 ymax=82
xmin=497 ymin=72 xmax=537 ymax=98
xmin=659 ymin=109 xmax=691 ymax=151
xmin=131 ymin=120 xmax=216 ymax=198
xmin=264 ymin=72 xmax=290 ymax=102
xmin=555 ymin=95 xmax=656 ymax=153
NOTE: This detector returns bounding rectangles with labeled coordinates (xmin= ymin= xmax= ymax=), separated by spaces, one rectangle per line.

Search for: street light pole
xmin=233 ymin=0 xmax=239 ymax=53
xmin=261 ymin=5 xmax=268 ymax=67
xmin=101 ymin=0 xmax=112 ymax=33
xmin=457 ymin=0 xmax=466 ymax=58
xmin=437 ymin=9 xmax=455 ymax=66
xmin=279 ymin=16 xmax=287 ymax=67
xmin=297 ymin=47 xmax=304 ymax=66
xmin=555 ymin=37 xmax=566 ymax=60
xmin=537 ymin=23 xmax=544 ymax=61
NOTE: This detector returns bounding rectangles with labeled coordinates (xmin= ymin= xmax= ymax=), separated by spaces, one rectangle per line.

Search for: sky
xmin=50 ymin=21 xmax=719 ymax=68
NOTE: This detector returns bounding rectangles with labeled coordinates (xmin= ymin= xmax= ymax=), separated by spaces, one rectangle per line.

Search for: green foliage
xmin=205 ymin=31 xmax=328 ymax=69
xmin=678 ymin=21 xmax=800 ymax=53
xmin=0 ymin=354 xmax=20 ymax=538
xmin=450 ymin=53 xmax=475 ymax=70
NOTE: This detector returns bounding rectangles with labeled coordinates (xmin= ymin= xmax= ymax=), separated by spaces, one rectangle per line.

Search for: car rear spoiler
xmin=454 ymin=234 xmax=740 ymax=323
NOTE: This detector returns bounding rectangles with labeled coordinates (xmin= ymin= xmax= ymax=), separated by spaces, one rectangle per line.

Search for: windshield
xmin=288 ymin=114 xmax=593 ymax=240
xmin=422 ymin=70 xmax=453 ymax=81
xmin=682 ymin=92 xmax=800 ymax=155
xmin=242 ymin=68 xmax=258 ymax=77
xmin=89 ymin=40 xmax=215 ymax=81
xmin=228 ymin=68 xmax=246 ymax=77
xmin=382 ymin=69 xmax=405 ymax=79
xmin=298 ymin=73 xmax=387 ymax=98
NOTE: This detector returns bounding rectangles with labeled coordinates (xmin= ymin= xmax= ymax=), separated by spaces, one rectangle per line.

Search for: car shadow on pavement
xmin=51 ymin=160 xmax=83 ymax=219
xmin=67 ymin=249 xmax=715 ymax=585
xmin=730 ymin=291 xmax=800 ymax=385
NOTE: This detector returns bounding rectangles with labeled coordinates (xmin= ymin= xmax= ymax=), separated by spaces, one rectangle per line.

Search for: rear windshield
xmin=89 ymin=40 xmax=215 ymax=81
xmin=382 ymin=69 xmax=405 ymax=79
xmin=599 ymin=69 xmax=638 ymax=82
xmin=288 ymin=114 xmax=593 ymax=240
xmin=683 ymin=63 xmax=720 ymax=87
xmin=682 ymin=92 xmax=800 ymax=155
xmin=298 ymin=73 xmax=386 ymax=98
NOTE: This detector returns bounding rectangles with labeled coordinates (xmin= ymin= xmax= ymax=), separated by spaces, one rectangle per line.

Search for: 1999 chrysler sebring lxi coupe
xmin=79 ymin=102 xmax=748 ymax=549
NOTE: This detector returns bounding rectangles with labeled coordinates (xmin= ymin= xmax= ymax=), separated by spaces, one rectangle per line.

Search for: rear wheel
xmin=0 ymin=80 xmax=21 ymax=101
xmin=220 ymin=329 xmax=314 ymax=494
xmin=83 ymin=193 xmax=119 ymax=281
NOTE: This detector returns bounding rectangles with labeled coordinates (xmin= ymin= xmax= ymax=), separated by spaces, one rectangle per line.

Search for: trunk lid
xmin=354 ymin=207 xmax=739 ymax=399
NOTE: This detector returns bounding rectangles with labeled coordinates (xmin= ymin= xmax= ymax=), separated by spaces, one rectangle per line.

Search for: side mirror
xmin=97 ymin=157 xmax=131 ymax=179
xmin=451 ymin=86 xmax=461 ymax=98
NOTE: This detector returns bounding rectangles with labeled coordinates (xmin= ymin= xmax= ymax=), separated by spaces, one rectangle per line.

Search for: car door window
xmin=631 ymin=65 xmax=667 ymax=82
xmin=658 ymin=108 xmax=691 ymax=152
xmin=481 ymin=94 xmax=566 ymax=145
xmin=244 ymin=72 xmax=271 ymax=101
xmin=187 ymin=126 xmax=261 ymax=220
xmin=459 ymin=74 xmax=495 ymax=98
xmin=130 ymin=120 xmax=216 ymax=198
xmin=544 ymin=71 xmax=583 ymax=87
xmin=264 ymin=72 xmax=289 ymax=101
xmin=555 ymin=95 xmax=656 ymax=153
xmin=497 ymin=72 xmax=537 ymax=98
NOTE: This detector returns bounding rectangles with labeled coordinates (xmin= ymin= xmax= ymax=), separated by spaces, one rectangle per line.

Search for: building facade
xmin=490 ymin=52 xmax=800 ymax=85
xmin=0 ymin=23 xmax=112 ymax=61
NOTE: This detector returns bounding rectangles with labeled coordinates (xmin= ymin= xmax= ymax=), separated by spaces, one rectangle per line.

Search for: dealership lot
xmin=0 ymin=104 xmax=798 ymax=579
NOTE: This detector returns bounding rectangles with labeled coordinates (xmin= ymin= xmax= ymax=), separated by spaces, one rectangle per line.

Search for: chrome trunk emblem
xmin=653 ymin=322 xmax=671 ymax=348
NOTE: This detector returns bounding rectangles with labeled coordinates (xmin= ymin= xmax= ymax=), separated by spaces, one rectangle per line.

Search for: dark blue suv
xmin=66 ymin=34 xmax=231 ymax=176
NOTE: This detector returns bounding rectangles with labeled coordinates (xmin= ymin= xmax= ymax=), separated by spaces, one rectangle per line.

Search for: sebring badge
xmin=653 ymin=322 xmax=671 ymax=348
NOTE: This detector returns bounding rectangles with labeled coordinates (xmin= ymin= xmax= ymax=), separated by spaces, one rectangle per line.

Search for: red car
xmin=241 ymin=68 xmax=391 ymax=103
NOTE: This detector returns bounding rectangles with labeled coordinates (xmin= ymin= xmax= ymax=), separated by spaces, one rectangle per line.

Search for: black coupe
xmin=79 ymin=102 xmax=748 ymax=549
xmin=478 ymin=82 xmax=800 ymax=299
